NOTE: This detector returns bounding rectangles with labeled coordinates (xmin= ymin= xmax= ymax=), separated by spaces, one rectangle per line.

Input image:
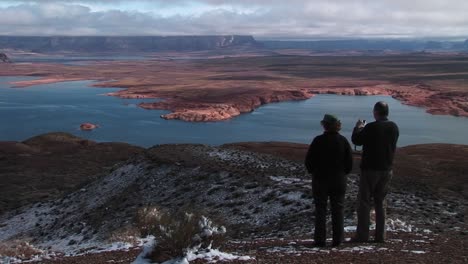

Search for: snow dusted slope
xmin=0 ymin=144 xmax=466 ymax=262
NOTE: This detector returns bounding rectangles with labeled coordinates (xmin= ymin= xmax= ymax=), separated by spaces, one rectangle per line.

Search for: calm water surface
xmin=10 ymin=55 xmax=150 ymax=65
xmin=1 ymin=76 xmax=467 ymax=147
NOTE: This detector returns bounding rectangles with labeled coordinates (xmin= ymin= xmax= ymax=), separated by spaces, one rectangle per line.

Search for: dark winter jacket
xmin=352 ymin=118 xmax=399 ymax=171
xmin=305 ymin=131 xmax=353 ymax=178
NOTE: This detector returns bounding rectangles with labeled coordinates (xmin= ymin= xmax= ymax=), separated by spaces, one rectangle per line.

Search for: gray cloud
xmin=0 ymin=1 xmax=467 ymax=39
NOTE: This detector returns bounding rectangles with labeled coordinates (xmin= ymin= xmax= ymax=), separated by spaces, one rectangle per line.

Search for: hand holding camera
xmin=355 ymin=119 xmax=366 ymax=128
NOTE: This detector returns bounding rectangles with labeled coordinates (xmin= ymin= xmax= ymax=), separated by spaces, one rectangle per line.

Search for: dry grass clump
xmin=0 ymin=240 xmax=43 ymax=260
xmin=136 ymin=207 xmax=226 ymax=263
xmin=108 ymin=226 xmax=141 ymax=245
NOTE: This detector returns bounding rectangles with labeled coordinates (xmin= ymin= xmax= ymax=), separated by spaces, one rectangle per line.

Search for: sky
xmin=0 ymin=0 xmax=467 ymax=39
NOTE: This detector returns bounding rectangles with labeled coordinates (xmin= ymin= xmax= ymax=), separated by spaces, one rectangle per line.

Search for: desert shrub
xmin=0 ymin=241 xmax=43 ymax=260
xmin=136 ymin=207 xmax=226 ymax=263
xmin=108 ymin=226 xmax=140 ymax=244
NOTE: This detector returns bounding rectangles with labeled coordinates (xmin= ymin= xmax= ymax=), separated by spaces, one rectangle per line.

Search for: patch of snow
xmin=441 ymin=210 xmax=457 ymax=216
xmin=387 ymin=219 xmax=415 ymax=232
xmin=269 ymin=176 xmax=311 ymax=185
xmin=346 ymin=218 xmax=417 ymax=234
xmin=344 ymin=226 xmax=357 ymax=232
xmin=401 ymin=250 xmax=426 ymax=254
xmin=412 ymin=240 xmax=428 ymax=244
xmin=186 ymin=248 xmax=252 ymax=263
xmin=132 ymin=243 xmax=252 ymax=264
xmin=279 ymin=192 xmax=303 ymax=202
xmin=131 ymin=237 xmax=156 ymax=264
xmin=337 ymin=246 xmax=376 ymax=253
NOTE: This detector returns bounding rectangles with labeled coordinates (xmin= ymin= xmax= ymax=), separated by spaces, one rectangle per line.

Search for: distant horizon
xmin=0 ymin=35 xmax=466 ymax=42
xmin=0 ymin=1 xmax=467 ymax=39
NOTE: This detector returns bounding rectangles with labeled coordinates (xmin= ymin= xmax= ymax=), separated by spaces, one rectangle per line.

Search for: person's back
xmin=352 ymin=118 xmax=399 ymax=170
xmin=305 ymin=114 xmax=353 ymax=247
xmin=307 ymin=132 xmax=353 ymax=177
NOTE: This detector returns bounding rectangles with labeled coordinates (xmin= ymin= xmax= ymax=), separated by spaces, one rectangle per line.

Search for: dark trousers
xmin=312 ymin=175 xmax=346 ymax=245
xmin=356 ymin=170 xmax=392 ymax=242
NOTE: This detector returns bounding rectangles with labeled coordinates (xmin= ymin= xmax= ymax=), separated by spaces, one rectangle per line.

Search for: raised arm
xmin=352 ymin=120 xmax=367 ymax=146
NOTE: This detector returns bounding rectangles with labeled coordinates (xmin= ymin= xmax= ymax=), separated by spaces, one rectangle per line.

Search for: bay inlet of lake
xmin=1 ymin=76 xmax=467 ymax=147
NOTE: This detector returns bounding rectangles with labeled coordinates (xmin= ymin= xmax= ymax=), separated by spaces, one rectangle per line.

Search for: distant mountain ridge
xmin=1 ymin=36 xmax=467 ymax=53
xmin=0 ymin=35 xmax=259 ymax=52
xmin=261 ymin=39 xmax=468 ymax=51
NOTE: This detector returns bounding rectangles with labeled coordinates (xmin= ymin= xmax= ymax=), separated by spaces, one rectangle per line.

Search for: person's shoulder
xmin=338 ymin=133 xmax=349 ymax=141
xmin=365 ymin=121 xmax=379 ymax=128
xmin=386 ymin=120 xmax=399 ymax=129
xmin=312 ymin=134 xmax=325 ymax=142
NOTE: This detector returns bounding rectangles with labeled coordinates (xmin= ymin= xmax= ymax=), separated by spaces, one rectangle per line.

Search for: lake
xmin=1 ymin=76 xmax=467 ymax=147
xmin=9 ymin=54 xmax=151 ymax=65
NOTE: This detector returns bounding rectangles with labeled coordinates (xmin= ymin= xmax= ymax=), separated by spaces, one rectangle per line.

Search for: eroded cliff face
xmin=0 ymin=35 xmax=259 ymax=52
xmin=308 ymin=84 xmax=468 ymax=118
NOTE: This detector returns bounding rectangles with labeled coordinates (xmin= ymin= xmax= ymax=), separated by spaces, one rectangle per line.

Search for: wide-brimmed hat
xmin=321 ymin=114 xmax=340 ymax=124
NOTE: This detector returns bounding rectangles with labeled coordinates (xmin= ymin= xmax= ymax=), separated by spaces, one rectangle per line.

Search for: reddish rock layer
xmin=309 ymin=84 xmax=468 ymax=117
xmin=11 ymin=78 xmax=85 ymax=88
xmin=2 ymin=54 xmax=468 ymax=121
xmin=138 ymin=90 xmax=314 ymax=122
xmin=80 ymin=123 xmax=99 ymax=131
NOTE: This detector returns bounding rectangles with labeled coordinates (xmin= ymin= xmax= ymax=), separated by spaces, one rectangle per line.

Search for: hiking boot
xmin=312 ymin=242 xmax=326 ymax=248
xmin=331 ymin=241 xmax=342 ymax=247
xmin=350 ymin=237 xmax=369 ymax=243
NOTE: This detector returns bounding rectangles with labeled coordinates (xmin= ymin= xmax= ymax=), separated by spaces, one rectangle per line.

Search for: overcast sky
xmin=0 ymin=0 xmax=467 ymax=39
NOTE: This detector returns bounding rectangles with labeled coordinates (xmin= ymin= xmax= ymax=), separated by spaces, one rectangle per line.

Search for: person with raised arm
xmin=352 ymin=101 xmax=399 ymax=243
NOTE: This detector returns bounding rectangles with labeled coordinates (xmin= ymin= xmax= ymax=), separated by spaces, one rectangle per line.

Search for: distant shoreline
xmin=1 ymin=53 xmax=467 ymax=121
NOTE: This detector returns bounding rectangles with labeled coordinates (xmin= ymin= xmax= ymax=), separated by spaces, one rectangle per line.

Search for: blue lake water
xmin=1 ymin=76 xmax=467 ymax=147
xmin=10 ymin=55 xmax=151 ymax=65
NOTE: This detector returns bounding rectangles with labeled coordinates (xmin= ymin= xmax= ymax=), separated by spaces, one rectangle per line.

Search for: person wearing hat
xmin=352 ymin=101 xmax=399 ymax=243
xmin=305 ymin=114 xmax=353 ymax=247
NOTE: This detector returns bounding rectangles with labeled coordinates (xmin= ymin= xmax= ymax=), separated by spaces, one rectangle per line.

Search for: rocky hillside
xmin=0 ymin=35 xmax=259 ymax=52
xmin=0 ymin=133 xmax=144 ymax=214
xmin=0 ymin=137 xmax=466 ymax=263
xmin=0 ymin=52 xmax=11 ymax=63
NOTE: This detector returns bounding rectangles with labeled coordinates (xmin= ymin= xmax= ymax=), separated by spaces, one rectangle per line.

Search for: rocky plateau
xmin=1 ymin=54 xmax=467 ymax=121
